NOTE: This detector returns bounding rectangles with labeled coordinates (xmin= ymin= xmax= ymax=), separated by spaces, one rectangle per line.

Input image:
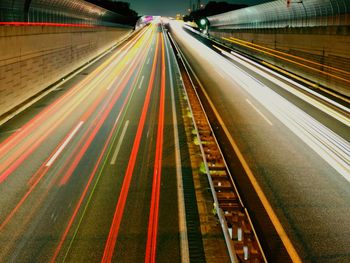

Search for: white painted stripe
xmin=110 ymin=120 xmax=129 ymax=165
xmin=246 ymin=99 xmax=273 ymax=126
xmin=164 ymin=28 xmax=190 ymax=263
xmin=46 ymin=121 xmax=84 ymax=167
xmin=146 ymin=57 xmax=150 ymax=65
xmin=138 ymin=75 xmax=145 ymax=89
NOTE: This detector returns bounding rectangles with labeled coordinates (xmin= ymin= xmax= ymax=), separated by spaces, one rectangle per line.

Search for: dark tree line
xmin=184 ymin=1 xmax=247 ymax=23
xmin=86 ymin=0 xmax=139 ymax=25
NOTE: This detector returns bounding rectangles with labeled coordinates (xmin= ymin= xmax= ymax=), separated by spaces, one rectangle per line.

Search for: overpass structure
xmin=206 ymin=0 xmax=350 ymax=97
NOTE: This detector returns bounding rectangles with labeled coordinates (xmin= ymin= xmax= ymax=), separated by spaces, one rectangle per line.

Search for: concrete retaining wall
xmin=210 ymin=28 xmax=350 ymax=97
xmin=0 ymin=25 xmax=132 ymax=117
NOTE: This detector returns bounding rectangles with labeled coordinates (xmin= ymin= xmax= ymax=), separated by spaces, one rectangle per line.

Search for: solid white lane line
xmin=246 ymin=99 xmax=273 ymax=126
xmin=138 ymin=75 xmax=145 ymax=89
xmin=110 ymin=120 xmax=129 ymax=165
xmin=164 ymin=28 xmax=190 ymax=263
xmin=46 ymin=121 xmax=84 ymax=167
xmin=146 ymin=57 xmax=150 ymax=65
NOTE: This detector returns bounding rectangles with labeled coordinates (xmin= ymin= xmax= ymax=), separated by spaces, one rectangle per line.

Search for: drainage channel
xmin=168 ymin=31 xmax=266 ymax=263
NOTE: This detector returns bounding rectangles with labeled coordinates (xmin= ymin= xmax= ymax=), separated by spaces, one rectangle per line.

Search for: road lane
xmin=0 ymin=25 xmax=154 ymax=262
xmin=101 ymin=30 xmax=161 ymax=263
xmin=0 ymin=22 xmax=191 ymax=263
xmin=170 ymin=21 xmax=350 ymax=262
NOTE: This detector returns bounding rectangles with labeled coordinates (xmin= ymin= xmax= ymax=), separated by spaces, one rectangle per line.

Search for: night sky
xmin=127 ymin=0 xmax=271 ymax=16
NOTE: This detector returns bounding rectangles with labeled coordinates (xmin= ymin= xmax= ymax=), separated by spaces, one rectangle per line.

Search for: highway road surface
xmin=0 ymin=22 xmax=197 ymax=262
xmin=169 ymin=21 xmax=350 ymax=263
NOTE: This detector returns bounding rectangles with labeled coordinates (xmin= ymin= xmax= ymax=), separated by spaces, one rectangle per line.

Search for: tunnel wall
xmin=210 ymin=28 xmax=350 ymax=97
xmin=0 ymin=25 xmax=132 ymax=117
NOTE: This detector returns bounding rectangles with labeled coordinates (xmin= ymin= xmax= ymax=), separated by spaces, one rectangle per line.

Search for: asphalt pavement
xmin=0 ymin=23 xmax=192 ymax=263
xmin=170 ymin=21 xmax=350 ymax=263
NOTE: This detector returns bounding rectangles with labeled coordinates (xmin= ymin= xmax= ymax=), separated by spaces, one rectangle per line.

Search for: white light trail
xmin=171 ymin=21 xmax=350 ymax=182
xmin=46 ymin=121 xmax=84 ymax=167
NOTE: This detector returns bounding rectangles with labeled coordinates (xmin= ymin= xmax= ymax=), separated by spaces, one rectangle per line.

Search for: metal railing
xmin=208 ymin=0 xmax=350 ymax=29
xmin=0 ymin=0 xmax=128 ymax=27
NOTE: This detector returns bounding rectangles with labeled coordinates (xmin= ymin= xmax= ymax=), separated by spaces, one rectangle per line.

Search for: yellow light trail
xmin=228 ymin=36 xmax=350 ymax=77
xmin=223 ymin=37 xmax=350 ymax=84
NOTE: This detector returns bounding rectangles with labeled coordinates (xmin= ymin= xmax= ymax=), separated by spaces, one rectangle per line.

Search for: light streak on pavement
xmin=0 ymin=22 xmax=188 ymax=263
xmin=170 ymin=21 xmax=350 ymax=262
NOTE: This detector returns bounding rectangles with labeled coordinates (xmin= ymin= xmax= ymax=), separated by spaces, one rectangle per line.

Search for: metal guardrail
xmin=208 ymin=0 xmax=350 ymax=30
xmin=0 ymin=0 xmax=128 ymax=26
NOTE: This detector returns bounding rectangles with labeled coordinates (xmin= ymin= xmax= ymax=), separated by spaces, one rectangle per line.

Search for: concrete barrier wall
xmin=0 ymin=25 xmax=132 ymax=117
xmin=210 ymin=28 xmax=350 ymax=97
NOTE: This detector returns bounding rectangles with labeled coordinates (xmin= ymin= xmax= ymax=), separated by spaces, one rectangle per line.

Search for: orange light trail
xmin=50 ymin=67 xmax=143 ymax=263
xmin=50 ymin=30 xmax=153 ymax=263
xmin=56 ymin=29 xmax=153 ymax=186
xmin=145 ymin=32 xmax=166 ymax=263
xmin=0 ymin=39 xmax=143 ymax=234
xmin=0 ymin=28 xmax=149 ymax=184
xmin=223 ymin=37 xmax=350 ymax=84
xmin=228 ymin=36 xmax=350 ymax=77
xmin=101 ymin=31 xmax=160 ymax=263
xmin=0 ymin=27 xmax=151 ymax=236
